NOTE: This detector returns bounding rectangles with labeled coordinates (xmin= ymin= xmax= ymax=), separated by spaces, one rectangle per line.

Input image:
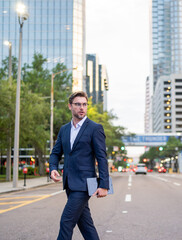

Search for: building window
xmin=175 ymin=79 xmax=182 ymax=83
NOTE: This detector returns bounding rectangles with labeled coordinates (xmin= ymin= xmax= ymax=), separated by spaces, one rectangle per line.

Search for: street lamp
xmin=13 ymin=3 xmax=29 ymax=188
xmin=50 ymin=67 xmax=77 ymax=151
xmin=4 ymin=40 xmax=12 ymax=181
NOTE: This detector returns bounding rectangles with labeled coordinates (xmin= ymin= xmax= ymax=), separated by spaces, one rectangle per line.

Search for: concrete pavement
xmin=0 ymin=176 xmax=58 ymax=194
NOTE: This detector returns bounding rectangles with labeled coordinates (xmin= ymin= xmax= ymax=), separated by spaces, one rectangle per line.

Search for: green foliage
xmin=0 ymin=56 xmax=18 ymax=80
xmin=0 ymin=53 xmax=127 ymax=177
xmin=87 ymin=100 xmax=125 ymax=154
xmin=161 ymin=137 xmax=182 ymax=158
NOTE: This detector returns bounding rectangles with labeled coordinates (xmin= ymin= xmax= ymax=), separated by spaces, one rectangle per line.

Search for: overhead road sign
xmin=122 ymin=133 xmax=182 ymax=147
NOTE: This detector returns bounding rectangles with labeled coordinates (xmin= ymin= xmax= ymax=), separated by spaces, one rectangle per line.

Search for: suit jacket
xmin=49 ymin=118 xmax=109 ymax=191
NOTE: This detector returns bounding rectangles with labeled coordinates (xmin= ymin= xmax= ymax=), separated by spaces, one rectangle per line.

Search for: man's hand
xmin=51 ymin=170 xmax=61 ymax=182
xmin=93 ymin=188 xmax=108 ymax=198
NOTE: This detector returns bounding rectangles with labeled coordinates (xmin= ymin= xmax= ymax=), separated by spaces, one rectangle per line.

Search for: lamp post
xmin=4 ymin=41 xmax=12 ymax=181
xmin=13 ymin=3 xmax=29 ymax=188
xmin=50 ymin=68 xmax=77 ymax=152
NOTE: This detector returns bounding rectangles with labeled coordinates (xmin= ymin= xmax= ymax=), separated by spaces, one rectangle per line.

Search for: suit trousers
xmin=57 ymin=188 xmax=100 ymax=240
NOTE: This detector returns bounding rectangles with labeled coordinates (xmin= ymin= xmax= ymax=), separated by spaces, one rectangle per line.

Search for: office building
xmin=144 ymin=76 xmax=151 ymax=133
xmin=149 ymin=0 xmax=182 ymax=133
xmin=86 ymin=53 xmax=109 ymax=110
xmin=0 ymin=0 xmax=86 ymax=91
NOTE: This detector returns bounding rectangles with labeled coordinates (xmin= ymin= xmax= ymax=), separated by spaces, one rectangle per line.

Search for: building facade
xmin=0 ymin=0 xmax=86 ymax=91
xmin=149 ymin=0 xmax=182 ymax=133
xmin=144 ymin=76 xmax=151 ymax=133
xmin=86 ymin=53 xmax=109 ymax=110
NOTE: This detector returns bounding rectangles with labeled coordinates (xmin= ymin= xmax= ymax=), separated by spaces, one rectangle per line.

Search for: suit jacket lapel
xmin=66 ymin=122 xmax=71 ymax=153
xmin=71 ymin=118 xmax=89 ymax=152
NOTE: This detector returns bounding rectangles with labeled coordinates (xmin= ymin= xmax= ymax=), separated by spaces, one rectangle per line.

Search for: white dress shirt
xmin=70 ymin=116 xmax=87 ymax=149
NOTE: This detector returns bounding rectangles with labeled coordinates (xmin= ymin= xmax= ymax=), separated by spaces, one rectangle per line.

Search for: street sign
xmin=122 ymin=134 xmax=182 ymax=147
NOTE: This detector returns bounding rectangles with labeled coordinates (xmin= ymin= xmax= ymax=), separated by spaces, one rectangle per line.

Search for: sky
xmin=86 ymin=0 xmax=150 ymax=158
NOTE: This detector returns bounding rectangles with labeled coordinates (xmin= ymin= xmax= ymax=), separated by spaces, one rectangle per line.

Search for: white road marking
xmin=122 ymin=211 xmax=128 ymax=214
xmin=125 ymin=194 xmax=131 ymax=202
xmin=50 ymin=190 xmax=65 ymax=196
xmin=128 ymin=183 xmax=132 ymax=187
xmin=106 ymin=230 xmax=112 ymax=233
xmin=128 ymin=175 xmax=132 ymax=183
xmin=149 ymin=175 xmax=170 ymax=183
xmin=173 ymin=182 xmax=181 ymax=186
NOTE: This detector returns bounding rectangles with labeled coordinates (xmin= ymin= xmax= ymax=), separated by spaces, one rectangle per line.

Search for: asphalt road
xmin=1 ymin=172 xmax=182 ymax=240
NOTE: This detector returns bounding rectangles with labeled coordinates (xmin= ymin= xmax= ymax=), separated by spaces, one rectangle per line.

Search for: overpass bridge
xmin=122 ymin=133 xmax=182 ymax=147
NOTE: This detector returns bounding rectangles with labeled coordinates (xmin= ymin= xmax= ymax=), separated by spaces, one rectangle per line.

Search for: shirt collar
xmin=71 ymin=116 xmax=87 ymax=128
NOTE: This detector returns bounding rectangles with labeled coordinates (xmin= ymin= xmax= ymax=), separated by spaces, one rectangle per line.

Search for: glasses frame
xmin=71 ymin=102 xmax=89 ymax=107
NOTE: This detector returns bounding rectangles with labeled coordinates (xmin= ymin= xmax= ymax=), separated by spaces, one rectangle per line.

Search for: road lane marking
xmin=0 ymin=196 xmax=42 ymax=200
xmin=173 ymin=182 xmax=181 ymax=186
xmin=128 ymin=183 xmax=132 ymax=187
xmin=0 ymin=195 xmax=51 ymax=214
xmin=0 ymin=190 xmax=64 ymax=214
xmin=106 ymin=230 xmax=112 ymax=233
xmin=0 ymin=201 xmax=26 ymax=205
xmin=122 ymin=211 xmax=128 ymax=214
xmin=125 ymin=194 xmax=131 ymax=202
xmin=148 ymin=175 xmax=170 ymax=183
xmin=50 ymin=190 xmax=64 ymax=196
xmin=128 ymin=175 xmax=132 ymax=182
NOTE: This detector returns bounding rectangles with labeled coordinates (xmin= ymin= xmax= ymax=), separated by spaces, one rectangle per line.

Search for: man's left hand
xmin=93 ymin=188 xmax=108 ymax=198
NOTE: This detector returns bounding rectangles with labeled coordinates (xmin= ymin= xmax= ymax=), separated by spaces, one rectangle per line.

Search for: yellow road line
xmin=0 ymin=201 xmax=28 ymax=205
xmin=0 ymin=195 xmax=51 ymax=214
xmin=0 ymin=195 xmax=45 ymax=200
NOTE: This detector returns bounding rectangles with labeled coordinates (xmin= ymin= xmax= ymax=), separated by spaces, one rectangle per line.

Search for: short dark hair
xmin=69 ymin=91 xmax=88 ymax=104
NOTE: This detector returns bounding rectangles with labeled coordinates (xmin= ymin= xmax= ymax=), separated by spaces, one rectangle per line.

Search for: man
xmin=49 ymin=91 xmax=109 ymax=240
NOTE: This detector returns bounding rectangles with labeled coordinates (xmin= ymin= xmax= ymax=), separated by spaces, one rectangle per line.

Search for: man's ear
xmin=68 ymin=103 xmax=72 ymax=110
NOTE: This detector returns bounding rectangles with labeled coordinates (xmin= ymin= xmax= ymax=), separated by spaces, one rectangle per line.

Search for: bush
xmin=27 ymin=167 xmax=34 ymax=175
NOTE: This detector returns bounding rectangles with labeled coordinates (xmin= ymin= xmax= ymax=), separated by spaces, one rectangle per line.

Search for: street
xmin=1 ymin=172 xmax=182 ymax=240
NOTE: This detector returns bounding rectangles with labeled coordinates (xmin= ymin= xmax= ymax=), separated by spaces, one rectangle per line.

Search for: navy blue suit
xmin=49 ymin=118 xmax=109 ymax=239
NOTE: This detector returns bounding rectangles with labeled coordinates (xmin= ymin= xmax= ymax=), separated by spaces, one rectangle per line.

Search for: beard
xmin=73 ymin=112 xmax=86 ymax=120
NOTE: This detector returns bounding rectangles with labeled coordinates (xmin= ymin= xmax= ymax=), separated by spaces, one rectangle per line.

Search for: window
xmin=175 ymin=79 xmax=182 ymax=82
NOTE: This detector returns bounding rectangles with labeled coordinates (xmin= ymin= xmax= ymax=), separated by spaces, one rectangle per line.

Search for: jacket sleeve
xmin=92 ymin=124 xmax=109 ymax=189
xmin=49 ymin=127 xmax=63 ymax=173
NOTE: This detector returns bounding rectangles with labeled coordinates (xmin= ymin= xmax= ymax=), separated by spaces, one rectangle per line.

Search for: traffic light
xmin=121 ymin=146 xmax=125 ymax=151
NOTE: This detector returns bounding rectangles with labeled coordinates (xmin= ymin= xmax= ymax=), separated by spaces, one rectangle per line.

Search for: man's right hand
xmin=51 ymin=170 xmax=62 ymax=182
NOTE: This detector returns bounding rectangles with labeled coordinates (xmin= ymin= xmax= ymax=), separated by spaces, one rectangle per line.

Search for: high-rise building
xmin=149 ymin=0 xmax=182 ymax=133
xmin=0 ymin=0 xmax=86 ymax=91
xmin=86 ymin=53 xmax=109 ymax=110
xmin=144 ymin=76 xmax=151 ymax=133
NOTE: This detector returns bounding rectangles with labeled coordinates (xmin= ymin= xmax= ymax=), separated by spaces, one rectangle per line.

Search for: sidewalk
xmin=0 ymin=176 xmax=56 ymax=194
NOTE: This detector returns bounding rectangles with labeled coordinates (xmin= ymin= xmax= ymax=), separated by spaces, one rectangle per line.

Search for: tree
xmin=0 ymin=56 xmax=18 ymax=80
xmin=140 ymin=147 xmax=160 ymax=169
xmin=161 ymin=137 xmax=182 ymax=172
xmin=87 ymin=102 xmax=125 ymax=155
xmin=20 ymin=83 xmax=50 ymax=175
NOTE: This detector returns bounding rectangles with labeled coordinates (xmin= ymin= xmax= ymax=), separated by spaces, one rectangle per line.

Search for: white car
xmin=135 ymin=163 xmax=147 ymax=175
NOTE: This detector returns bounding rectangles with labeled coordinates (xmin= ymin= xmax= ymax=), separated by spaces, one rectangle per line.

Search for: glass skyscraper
xmin=0 ymin=0 xmax=85 ymax=91
xmin=149 ymin=0 xmax=182 ymax=133
xmin=151 ymin=0 xmax=182 ymax=90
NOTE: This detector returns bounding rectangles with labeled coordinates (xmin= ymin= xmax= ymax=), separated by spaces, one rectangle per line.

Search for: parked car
xmin=158 ymin=167 xmax=167 ymax=173
xmin=135 ymin=163 xmax=147 ymax=175
xmin=147 ymin=169 xmax=153 ymax=172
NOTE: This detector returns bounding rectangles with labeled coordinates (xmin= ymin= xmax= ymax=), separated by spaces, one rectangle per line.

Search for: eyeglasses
xmin=72 ymin=102 xmax=89 ymax=107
